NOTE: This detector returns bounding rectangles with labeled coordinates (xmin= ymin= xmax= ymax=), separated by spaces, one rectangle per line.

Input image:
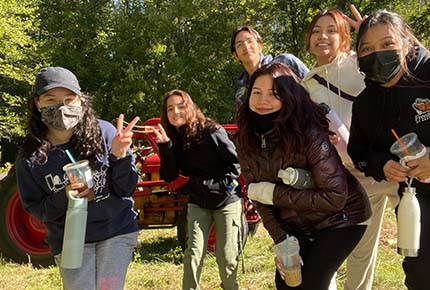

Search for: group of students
xmin=14 ymin=4 xmax=430 ymax=290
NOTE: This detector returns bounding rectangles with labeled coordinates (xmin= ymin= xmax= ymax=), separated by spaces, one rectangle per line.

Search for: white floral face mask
xmin=40 ymin=103 xmax=83 ymax=130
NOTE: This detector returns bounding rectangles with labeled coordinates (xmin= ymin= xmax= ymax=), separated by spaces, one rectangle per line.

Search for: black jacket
xmin=159 ymin=125 xmax=240 ymax=210
xmin=348 ymin=46 xmax=430 ymax=194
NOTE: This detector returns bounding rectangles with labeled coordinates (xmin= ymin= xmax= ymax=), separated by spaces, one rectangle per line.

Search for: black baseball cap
xmin=32 ymin=66 xmax=81 ymax=97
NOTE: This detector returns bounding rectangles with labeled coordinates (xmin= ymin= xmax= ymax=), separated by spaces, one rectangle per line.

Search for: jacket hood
xmin=407 ymin=45 xmax=430 ymax=80
xmin=303 ymin=51 xmax=354 ymax=81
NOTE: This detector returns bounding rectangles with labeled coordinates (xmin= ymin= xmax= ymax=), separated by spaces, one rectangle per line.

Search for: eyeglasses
xmin=38 ymin=94 xmax=80 ymax=106
xmin=235 ymin=38 xmax=257 ymax=50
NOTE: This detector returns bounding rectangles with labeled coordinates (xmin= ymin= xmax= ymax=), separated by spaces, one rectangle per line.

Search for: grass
xmin=0 ymin=208 xmax=405 ymax=290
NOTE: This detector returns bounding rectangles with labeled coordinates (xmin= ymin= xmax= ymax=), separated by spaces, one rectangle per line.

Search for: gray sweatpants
xmin=55 ymin=231 xmax=139 ymax=290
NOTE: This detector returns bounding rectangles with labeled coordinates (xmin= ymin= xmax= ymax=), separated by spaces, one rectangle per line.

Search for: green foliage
xmin=0 ymin=0 xmax=39 ymax=84
xmin=0 ymin=93 xmax=25 ymax=139
xmin=409 ymin=4 xmax=430 ymax=48
xmin=1 ymin=0 xmax=429 ymax=163
xmin=0 ymin=0 xmax=40 ymax=163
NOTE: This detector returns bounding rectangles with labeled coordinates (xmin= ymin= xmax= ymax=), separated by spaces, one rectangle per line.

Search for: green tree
xmin=97 ymin=0 xmax=283 ymax=123
xmin=0 ymin=0 xmax=39 ymax=164
xmin=36 ymin=0 xmax=114 ymax=111
xmin=2 ymin=0 xmax=427 ymax=168
xmin=408 ymin=3 xmax=430 ymax=47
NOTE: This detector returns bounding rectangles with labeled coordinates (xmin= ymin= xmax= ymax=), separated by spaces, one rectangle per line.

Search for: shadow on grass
xmin=134 ymin=236 xmax=184 ymax=265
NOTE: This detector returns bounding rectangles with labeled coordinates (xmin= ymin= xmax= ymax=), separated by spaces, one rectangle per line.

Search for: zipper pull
xmin=261 ymin=135 xmax=266 ymax=149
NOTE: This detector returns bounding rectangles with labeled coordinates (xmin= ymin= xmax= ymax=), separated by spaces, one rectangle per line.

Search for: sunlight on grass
xmin=0 ymin=209 xmax=407 ymax=290
xmin=336 ymin=206 xmax=405 ymax=290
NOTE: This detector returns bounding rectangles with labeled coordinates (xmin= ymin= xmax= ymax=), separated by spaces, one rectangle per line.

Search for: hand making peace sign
xmin=112 ymin=114 xmax=140 ymax=158
xmin=343 ymin=4 xmax=367 ymax=31
xmin=151 ymin=123 xmax=170 ymax=144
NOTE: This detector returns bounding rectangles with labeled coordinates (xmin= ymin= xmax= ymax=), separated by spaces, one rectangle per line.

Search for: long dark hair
xmin=19 ymin=94 xmax=103 ymax=166
xmin=160 ymin=89 xmax=217 ymax=146
xmin=236 ymin=62 xmax=329 ymax=158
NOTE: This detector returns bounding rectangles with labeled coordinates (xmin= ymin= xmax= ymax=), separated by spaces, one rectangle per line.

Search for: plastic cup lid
xmin=390 ymin=132 xmax=418 ymax=154
xmin=63 ymin=159 xmax=89 ymax=171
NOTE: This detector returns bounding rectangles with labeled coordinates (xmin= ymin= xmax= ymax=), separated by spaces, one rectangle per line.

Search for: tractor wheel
xmin=0 ymin=172 xmax=54 ymax=267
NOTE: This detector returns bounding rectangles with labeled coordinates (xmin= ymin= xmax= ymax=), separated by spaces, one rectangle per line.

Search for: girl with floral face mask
xmin=348 ymin=10 xmax=430 ymax=290
xmin=37 ymin=88 xmax=84 ymax=131
xmin=16 ymin=66 xmax=140 ymax=290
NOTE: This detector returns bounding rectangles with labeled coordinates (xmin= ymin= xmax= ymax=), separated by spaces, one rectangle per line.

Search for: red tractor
xmin=0 ymin=118 xmax=261 ymax=267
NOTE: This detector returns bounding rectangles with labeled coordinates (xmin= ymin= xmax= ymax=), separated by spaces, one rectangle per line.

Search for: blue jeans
xmin=55 ymin=231 xmax=138 ymax=290
xmin=183 ymin=199 xmax=242 ymax=290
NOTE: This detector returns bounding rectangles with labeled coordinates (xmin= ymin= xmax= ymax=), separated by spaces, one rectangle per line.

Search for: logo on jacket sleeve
xmin=413 ymin=98 xmax=430 ymax=123
xmin=321 ymin=141 xmax=329 ymax=152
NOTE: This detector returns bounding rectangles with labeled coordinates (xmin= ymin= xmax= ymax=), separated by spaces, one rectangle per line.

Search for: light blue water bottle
xmin=60 ymin=195 xmax=88 ymax=269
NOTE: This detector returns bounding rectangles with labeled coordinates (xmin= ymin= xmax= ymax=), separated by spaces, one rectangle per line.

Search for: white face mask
xmin=40 ymin=103 xmax=83 ymax=130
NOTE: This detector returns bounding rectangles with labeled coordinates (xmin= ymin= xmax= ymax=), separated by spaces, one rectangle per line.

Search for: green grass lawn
xmin=0 ymin=208 xmax=405 ymax=290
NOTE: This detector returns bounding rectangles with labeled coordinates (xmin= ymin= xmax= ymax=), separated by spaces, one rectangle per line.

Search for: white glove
xmin=247 ymin=182 xmax=276 ymax=205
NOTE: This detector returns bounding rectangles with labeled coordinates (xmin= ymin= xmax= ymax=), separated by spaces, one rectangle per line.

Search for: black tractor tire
xmin=0 ymin=172 xmax=54 ymax=267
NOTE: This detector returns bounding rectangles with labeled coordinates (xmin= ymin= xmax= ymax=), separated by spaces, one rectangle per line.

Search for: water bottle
xmin=320 ymin=102 xmax=350 ymax=151
xmin=60 ymin=195 xmax=88 ymax=268
xmin=397 ymin=186 xmax=421 ymax=257
xmin=278 ymin=167 xmax=315 ymax=189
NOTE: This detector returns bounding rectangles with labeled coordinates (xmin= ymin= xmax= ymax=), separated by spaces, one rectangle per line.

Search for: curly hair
xmin=236 ymin=62 xmax=329 ymax=158
xmin=19 ymin=94 xmax=103 ymax=166
xmin=160 ymin=89 xmax=217 ymax=146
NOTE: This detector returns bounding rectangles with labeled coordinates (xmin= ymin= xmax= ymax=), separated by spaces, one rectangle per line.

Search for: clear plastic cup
xmin=63 ymin=160 xmax=95 ymax=201
xmin=390 ymin=132 xmax=430 ymax=183
xmin=274 ymin=236 xmax=302 ymax=287
xmin=390 ymin=132 xmax=426 ymax=161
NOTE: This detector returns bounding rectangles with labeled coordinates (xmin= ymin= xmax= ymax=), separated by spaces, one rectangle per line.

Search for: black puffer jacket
xmin=237 ymin=129 xmax=371 ymax=244
xmin=159 ymin=125 xmax=240 ymax=210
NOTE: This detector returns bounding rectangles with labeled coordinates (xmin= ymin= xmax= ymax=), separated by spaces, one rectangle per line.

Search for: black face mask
xmin=250 ymin=110 xmax=280 ymax=134
xmin=358 ymin=49 xmax=401 ymax=84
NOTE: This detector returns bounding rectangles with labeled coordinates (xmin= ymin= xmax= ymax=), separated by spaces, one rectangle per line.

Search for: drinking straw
xmin=64 ymin=149 xmax=83 ymax=183
xmin=65 ymin=149 xmax=77 ymax=163
xmin=390 ymin=129 xmax=401 ymax=143
xmin=390 ymin=129 xmax=410 ymax=155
